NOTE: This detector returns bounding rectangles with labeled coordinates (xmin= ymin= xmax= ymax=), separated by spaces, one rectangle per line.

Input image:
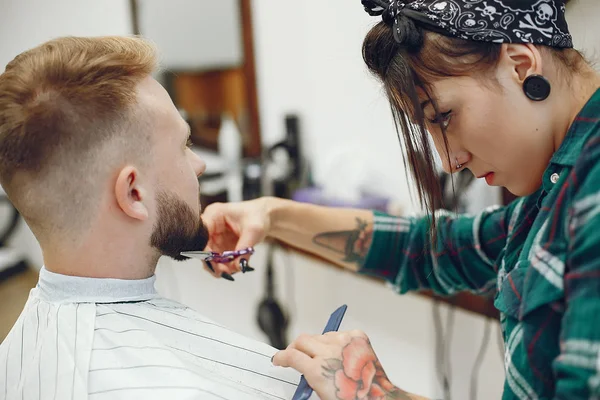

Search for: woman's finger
xmin=213 ymin=261 xmax=241 ymax=276
xmin=321 ymin=331 xmax=352 ymax=345
xmin=272 ymin=348 xmax=313 ymax=373
xmin=232 ymin=224 xmax=263 ymax=271
xmin=288 ymin=334 xmax=329 ymax=358
xmin=209 ymin=261 xmax=236 ymax=281
xmin=321 ymin=330 xmax=366 ymax=345
xmin=239 ymin=258 xmax=255 ymax=273
xmin=202 ymin=261 xmax=219 ymax=278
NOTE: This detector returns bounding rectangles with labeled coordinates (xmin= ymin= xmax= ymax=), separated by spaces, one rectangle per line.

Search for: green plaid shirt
xmin=361 ymin=88 xmax=600 ymax=400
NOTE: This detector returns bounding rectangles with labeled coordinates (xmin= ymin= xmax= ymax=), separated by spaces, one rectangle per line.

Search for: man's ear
xmin=115 ymin=166 xmax=149 ymax=221
xmin=502 ymin=43 xmax=544 ymax=84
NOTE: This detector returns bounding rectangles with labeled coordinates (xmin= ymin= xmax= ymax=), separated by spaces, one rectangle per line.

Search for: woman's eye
xmin=186 ymin=137 xmax=193 ymax=148
xmin=428 ymin=110 xmax=452 ymax=128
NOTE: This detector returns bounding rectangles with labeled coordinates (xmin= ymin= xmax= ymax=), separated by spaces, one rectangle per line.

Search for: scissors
xmin=180 ymin=247 xmax=255 ymax=264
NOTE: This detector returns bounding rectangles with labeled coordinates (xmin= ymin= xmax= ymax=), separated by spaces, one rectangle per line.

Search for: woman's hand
xmin=273 ymin=330 xmax=425 ymax=400
xmin=202 ymin=196 xmax=376 ymax=276
xmin=200 ymin=197 xmax=274 ymax=277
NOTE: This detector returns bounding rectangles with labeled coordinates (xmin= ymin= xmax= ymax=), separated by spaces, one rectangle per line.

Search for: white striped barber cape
xmin=0 ymin=267 xmax=309 ymax=400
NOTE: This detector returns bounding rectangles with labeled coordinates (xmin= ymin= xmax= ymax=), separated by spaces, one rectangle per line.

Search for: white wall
xmin=566 ymin=0 xmax=600 ymax=68
xmin=252 ymin=0 xmax=418 ymax=212
xmin=0 ymin=0 xmax=132 ymax=72
xmin=136 ymin=0 xmax=243 ymax=71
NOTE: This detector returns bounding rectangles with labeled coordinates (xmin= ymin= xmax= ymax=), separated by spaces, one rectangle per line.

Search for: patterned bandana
xmin=362 ymin=0 xmax=573 ymax=48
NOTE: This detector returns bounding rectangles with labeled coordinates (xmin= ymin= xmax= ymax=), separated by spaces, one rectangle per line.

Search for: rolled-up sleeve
xmin=359 ymin=201 xmax=520 ymax=296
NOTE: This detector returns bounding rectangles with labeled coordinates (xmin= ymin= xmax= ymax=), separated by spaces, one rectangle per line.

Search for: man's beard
xmin=150 ymin=190 xmax=209 ymax=261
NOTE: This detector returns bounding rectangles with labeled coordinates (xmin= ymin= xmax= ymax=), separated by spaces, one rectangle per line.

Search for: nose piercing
xmin=456 ymin=158 xmax=463 ymax=170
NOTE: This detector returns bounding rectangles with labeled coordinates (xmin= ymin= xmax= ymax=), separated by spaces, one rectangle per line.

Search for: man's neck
xmin=42 ymin=230 xmax=159 ymax=280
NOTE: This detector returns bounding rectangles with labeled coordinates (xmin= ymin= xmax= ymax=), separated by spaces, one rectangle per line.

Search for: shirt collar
xmin=539 ymin=87 xmax=600 ymax=194
xmin=35 ymin=266 xmax=159 ymax=303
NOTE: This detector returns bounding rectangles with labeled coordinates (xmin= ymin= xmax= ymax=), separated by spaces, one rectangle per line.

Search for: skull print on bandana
xmin=361 ymin=0 xmax=573 ymax=48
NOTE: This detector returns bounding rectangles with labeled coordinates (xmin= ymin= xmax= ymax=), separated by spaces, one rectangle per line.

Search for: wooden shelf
xmin=418 ymin=290 xmax=498 ymax=319
xmin=274 ymin=240 xmax=499 ymax=320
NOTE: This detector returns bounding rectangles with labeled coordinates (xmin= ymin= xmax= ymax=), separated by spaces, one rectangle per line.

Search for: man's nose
xmin=193 ymin=153 xmax=207 ymax=177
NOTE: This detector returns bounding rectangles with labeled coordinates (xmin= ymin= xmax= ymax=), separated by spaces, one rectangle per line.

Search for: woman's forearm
xmin=266 ymin=198 xmax=374 ymax=272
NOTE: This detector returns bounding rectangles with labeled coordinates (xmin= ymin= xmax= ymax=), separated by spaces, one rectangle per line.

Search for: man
xmin=0 ymin=36 xmax=302 ymax=399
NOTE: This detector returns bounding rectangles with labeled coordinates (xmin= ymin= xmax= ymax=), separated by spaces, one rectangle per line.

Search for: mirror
xmin=132 ymin=0 xmax=261 ymax=158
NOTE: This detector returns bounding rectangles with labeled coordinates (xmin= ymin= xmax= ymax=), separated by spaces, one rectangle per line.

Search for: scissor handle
xmin=227 ymin=247 xmax=254 ymax=256
xmin=180 ymin=247 xmax=255 ymax=262
xmin=211 ymin=254 xmax=236 ymax=263
xmin=202 ymin=247 xmax=255 ymax=263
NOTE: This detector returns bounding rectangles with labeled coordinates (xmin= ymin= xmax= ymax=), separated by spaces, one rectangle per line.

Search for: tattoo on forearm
xmin=312 ymin=218 xmax=373 ymax=266
xmin=321 ymin=336 xmax=413 ymax=400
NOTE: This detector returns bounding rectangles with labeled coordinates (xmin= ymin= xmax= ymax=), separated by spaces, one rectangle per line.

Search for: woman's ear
xmin=502 ymin=43 xmax=544 ymax=83
xmin=114 ymin=166 xmax=149 ymax=221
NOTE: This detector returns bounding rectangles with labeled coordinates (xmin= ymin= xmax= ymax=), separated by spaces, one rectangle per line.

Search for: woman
xmin=201 ymin=0 xmax=600 ymax=398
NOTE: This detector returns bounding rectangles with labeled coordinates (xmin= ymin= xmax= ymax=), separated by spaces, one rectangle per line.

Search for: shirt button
xmin=550 ymin=173 xmax=560 ymax=184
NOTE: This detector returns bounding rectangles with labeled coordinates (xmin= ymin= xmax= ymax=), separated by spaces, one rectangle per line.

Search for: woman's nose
xmin=441 ymin=151 xmax=471 ymax=174
xmin=430 ymin=132 xmax=470 ymax=174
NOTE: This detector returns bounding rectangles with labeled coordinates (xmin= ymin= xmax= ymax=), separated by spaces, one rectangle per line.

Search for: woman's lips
xmin=484 ymin=172 xmax=495 ymax=185
xmin=477 ymin=172 xmax=495 ymax=185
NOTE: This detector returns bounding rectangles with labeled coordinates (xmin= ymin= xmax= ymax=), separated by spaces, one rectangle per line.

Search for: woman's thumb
xmin=234 ymin=224 xmax=264 ymax=270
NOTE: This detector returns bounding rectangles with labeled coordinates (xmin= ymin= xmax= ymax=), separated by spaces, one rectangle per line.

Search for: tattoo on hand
xmin=312 ymin=218 xmax=373 ymax=266
xmin=322 ymin=337 xmax=412 ymax=400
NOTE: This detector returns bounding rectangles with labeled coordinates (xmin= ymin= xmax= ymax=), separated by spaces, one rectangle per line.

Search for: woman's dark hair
xmin=362 ymin=10 xmax=585 ymax=244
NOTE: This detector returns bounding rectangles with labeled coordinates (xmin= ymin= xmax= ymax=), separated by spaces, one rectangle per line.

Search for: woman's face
xmin=420 ymin=55 xmax=557 ymax=196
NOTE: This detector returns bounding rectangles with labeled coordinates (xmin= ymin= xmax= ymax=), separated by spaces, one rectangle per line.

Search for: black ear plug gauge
xmin=523 ymin=74 xmax=551 ymax=101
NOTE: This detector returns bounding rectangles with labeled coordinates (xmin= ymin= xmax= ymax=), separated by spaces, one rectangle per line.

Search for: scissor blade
xmin=180 ymin=251 xmax=213 ymax=260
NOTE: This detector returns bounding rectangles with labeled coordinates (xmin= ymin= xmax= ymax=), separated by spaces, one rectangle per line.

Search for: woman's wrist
xmin=263 ymin=196 xmax=293 ymax=240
